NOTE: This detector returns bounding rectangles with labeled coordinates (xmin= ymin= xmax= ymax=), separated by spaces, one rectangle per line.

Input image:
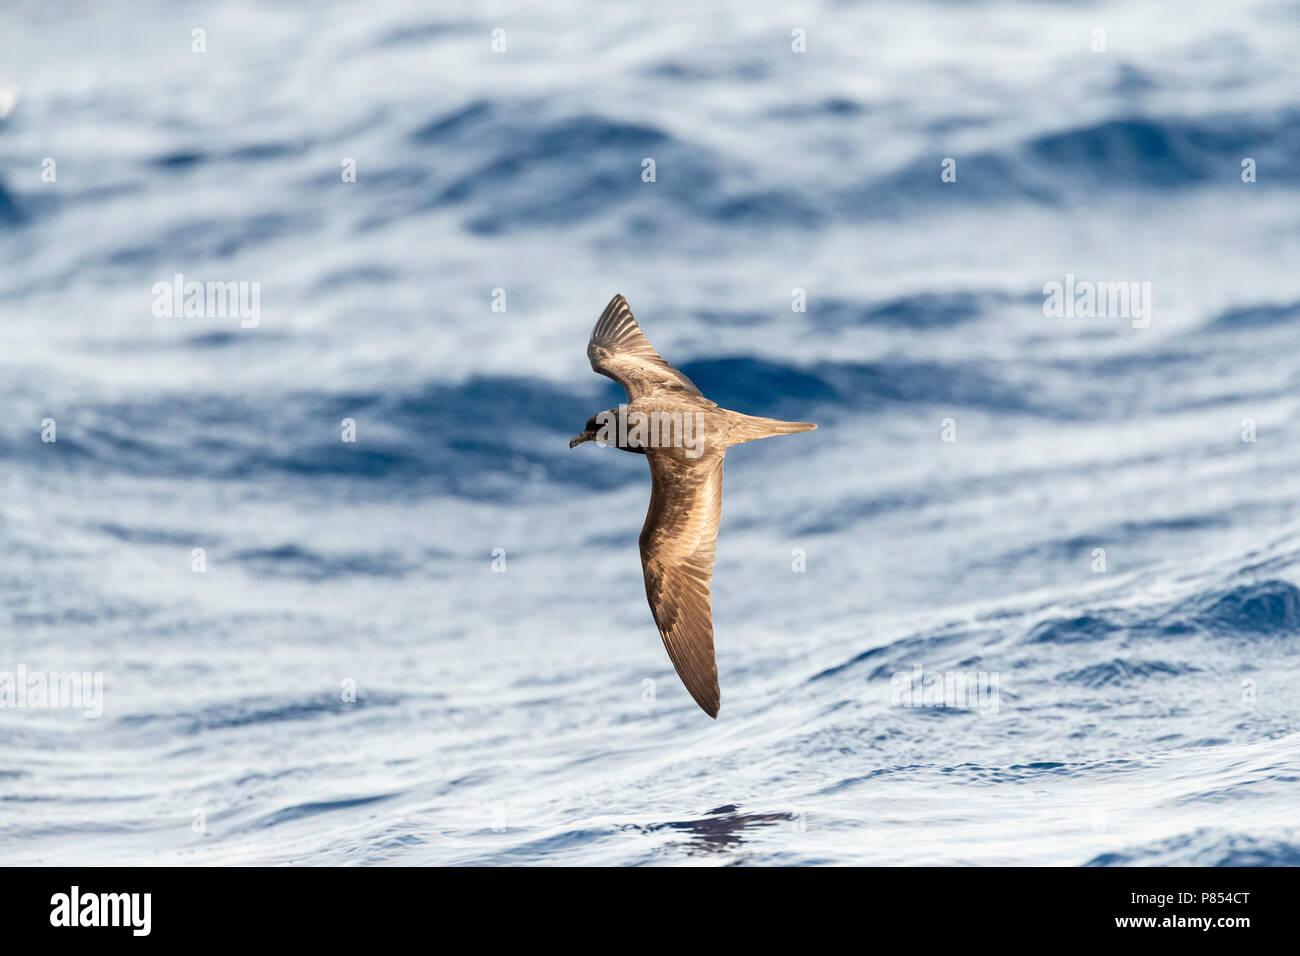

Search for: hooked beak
xmin=569 ymin=430 xmax=594 ymax=448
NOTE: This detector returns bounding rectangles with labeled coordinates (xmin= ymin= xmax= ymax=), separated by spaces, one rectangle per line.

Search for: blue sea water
xmin=1 ymin=0 xmax=1299 ymax=865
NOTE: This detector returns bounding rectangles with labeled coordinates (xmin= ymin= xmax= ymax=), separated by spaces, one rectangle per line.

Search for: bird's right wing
xmin=639 ymin=447 xmax=725 ymax=717
xmin=588 ymin=295 xmax=711 ymax=403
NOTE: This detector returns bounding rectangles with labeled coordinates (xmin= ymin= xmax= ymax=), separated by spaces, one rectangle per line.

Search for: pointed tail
xmin=725 ymin=414 xmax=817 ymax=446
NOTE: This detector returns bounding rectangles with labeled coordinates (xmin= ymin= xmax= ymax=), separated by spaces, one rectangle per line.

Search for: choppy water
xmin=2 ymin=0 xmax=1299 ymax=865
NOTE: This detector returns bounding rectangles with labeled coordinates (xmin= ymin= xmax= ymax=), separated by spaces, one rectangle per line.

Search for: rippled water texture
xmin=1 ymin=0 xmax=1298 ymax=864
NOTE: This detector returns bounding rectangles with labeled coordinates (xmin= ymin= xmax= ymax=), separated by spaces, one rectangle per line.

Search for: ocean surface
xmin=2 ymin=0 xmax=1299 ymax=865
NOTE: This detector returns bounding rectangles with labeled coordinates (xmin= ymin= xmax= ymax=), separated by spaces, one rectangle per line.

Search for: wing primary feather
xmin=587 ymin=295 xmax=710 ymax=403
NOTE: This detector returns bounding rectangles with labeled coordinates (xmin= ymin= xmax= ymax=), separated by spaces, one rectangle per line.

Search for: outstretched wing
xmin=639 ymin=447 xmax=726 ymax=717
xmin=588 ymin=295 xmax=710 ymax=402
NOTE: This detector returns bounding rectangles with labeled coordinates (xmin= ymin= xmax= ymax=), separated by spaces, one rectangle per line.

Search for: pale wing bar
xmin=639 ymin=448 xmax=725 ymax=717
xmin=587 ymin=294 xmax=708 ymax=402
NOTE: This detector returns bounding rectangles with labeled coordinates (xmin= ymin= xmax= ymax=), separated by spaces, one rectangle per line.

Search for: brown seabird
xmin=570 ymin=295 xmax=817 ymax=718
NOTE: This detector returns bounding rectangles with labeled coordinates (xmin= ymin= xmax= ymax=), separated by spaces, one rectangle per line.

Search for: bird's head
xmin=570 ymin=409 xmax=629 ymax=449
xmin=569 ymin=412 xmax=603 ymax=448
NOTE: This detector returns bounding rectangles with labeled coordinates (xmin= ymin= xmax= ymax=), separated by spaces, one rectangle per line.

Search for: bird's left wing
xmin=588 ymin=294 xmax=712 ymax=403
xmin=639 ymin=447 xmax=726 ymax=717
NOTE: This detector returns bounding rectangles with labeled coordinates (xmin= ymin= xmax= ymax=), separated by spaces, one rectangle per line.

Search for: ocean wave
xmin=811 ymin=291 xmax=1001 ymax=329
xmin=1174 ymin=580 xmax=1300 ymax=637
xmin=1087 ymin=830 xmax=1300 ymax=867
xmin=1205 ymin=301 xmax=1300 ymax=332
xmin=240 ymin=793 xmax=399 ymax=833
xmin=0 ymin=178 xmax=24 ymax=223
xmin=117 ymin=692 xmax=402 ymax=737
xmin=1054 ymin=658 xmax=1199 ymax=688
xmin=1025 ymin=615 xmax=1121 ymax=644
xmin=838 ymin=110 xmax=1300 ymax=217
xmin=231 ymin=544 xmax=416 ymax=581
xmin=1022 ymin=113 xmax=1300 ymax=189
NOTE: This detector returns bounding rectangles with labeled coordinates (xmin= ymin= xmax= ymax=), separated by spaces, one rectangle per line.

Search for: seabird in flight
xmin=570 ymin=295 xmax=816 ymax=718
